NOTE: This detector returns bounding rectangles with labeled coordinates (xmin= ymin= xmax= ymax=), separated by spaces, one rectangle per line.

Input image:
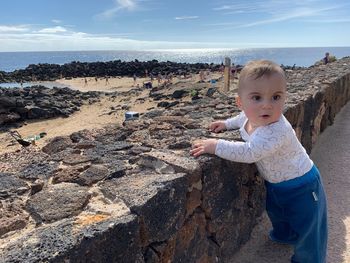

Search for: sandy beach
xmin=0 ymin=72 xmax=229 ymax=153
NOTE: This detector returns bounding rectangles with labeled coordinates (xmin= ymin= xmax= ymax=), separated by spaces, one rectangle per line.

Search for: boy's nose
xmin=261 ymin=101 xmax=273 ymax=109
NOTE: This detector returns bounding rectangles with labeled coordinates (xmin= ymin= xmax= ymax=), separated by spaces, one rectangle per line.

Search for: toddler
xmin=190 ymin=60 xmax=327 ymax=263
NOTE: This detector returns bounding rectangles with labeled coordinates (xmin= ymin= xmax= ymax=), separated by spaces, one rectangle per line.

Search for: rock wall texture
xmin=1 ymin=58 xmax=350 ymax=262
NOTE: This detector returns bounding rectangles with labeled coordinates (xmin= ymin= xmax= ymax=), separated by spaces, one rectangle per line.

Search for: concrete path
xmin=231 ymin=101 xmax=350 ymax=263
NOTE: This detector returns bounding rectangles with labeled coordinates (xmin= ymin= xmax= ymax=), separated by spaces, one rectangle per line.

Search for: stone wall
xmin=1 ymin=58 xmax=350 ymax=262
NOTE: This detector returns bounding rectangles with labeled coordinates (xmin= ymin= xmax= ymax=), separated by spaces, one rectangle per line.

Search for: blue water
xmin=0 ymin=81 xmax=71 ymax=89
xmin=0 ymin=47 xmax=349 ymax=72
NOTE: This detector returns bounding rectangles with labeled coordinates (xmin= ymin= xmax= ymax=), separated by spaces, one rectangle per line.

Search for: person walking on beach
xmin=133 ymin=73 xmax=137 ymax=86
xmin=190 ymin=60 xmax=327 ymax=263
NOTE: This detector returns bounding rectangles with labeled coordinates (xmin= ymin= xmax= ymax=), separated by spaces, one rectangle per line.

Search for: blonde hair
xmin=238 ymin=60 xmax=286 ymax=93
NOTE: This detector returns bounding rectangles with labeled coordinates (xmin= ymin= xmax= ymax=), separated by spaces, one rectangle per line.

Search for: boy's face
xmin=236 ymin=73 xmax=286 ymax=128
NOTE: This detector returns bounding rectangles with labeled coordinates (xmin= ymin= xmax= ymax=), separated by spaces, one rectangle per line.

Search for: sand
xmin=0 ymin=72 xmax=229 ymax=153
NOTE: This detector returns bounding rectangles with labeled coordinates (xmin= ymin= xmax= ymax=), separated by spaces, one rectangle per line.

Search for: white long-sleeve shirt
xmin=215 ymin=112 xmax=313 ymax=183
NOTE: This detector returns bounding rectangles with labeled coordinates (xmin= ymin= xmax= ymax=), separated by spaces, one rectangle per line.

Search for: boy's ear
xmin=235 ymin=95 xmax=242 ymax=109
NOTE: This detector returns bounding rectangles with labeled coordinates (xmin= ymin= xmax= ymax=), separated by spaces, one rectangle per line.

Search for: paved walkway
xmin=231 ymin=101 xmax=350 ymax=263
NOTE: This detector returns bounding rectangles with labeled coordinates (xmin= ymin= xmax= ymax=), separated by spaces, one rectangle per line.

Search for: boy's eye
xmin=252 ymin=95 xmax=261 ymax=101
xmin=273 ymin=95 xmax=281 ymax=100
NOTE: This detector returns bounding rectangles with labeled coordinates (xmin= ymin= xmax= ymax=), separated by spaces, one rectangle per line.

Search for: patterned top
xmin=215 ymin=112 xmax=313 ymax=183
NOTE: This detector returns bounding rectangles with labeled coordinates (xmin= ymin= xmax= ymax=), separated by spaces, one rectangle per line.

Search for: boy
xmin=190 ymin=60 xmax=327 ymax=263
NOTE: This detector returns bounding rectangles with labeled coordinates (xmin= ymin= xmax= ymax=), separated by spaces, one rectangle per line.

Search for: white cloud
xmin=175 ymin=16 xmax=199 ymax=20
xmin=52 ymin=19 xmax=62 ymax=24
xmin=96 ymin=0 xmax=138 ymax=19
xmin=0 ymin=28 xmax=237 ymax=52
xmin=211 ymin=1 xmax=346 ymax=29
xmin=236 ymin=5 xmax=342 ymax=28
xmin=37 ymin=26 xmax=68 ymax=33
xmin=213 ymin=2 xmax=267 ymax=13
xmin=0 ymin=25 xmax=29 ymax=32
xmin=117 ymin=0 xmax=137 ymax=10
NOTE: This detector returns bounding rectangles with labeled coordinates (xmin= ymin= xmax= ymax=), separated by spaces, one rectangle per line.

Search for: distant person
xmin=84 ymin=77 xmax=88 ymax=86
xmin=133 ymin=73 xmax=137 ymax=86
xmin=323 ymin=52 xmax=330 ymax=64
xmin=191 ymin=60 xmax=327 ymax=263
xmin=105 ymin=76 xmax=109 ymax=85
xmin=231 ymin=64 xmax=237 ymax=78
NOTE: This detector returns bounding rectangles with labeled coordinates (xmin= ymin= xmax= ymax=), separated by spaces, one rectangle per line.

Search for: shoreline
xmin=1 ymin=47 xmax=349 ymax=73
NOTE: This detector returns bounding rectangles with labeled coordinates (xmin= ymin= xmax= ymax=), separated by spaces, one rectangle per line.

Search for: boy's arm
xmin=215 ymin=128 xmax=287 ymax=163
xmin=224 ymin=112 xmax=246 ymax=130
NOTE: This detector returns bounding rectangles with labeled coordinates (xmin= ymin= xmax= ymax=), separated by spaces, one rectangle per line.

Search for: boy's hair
xmin=238 ymin=60 xmax=286 ymax=93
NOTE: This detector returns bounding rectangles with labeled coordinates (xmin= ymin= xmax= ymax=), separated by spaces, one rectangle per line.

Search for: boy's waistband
xmin=265 ymin=165 xmax=319 ymax=189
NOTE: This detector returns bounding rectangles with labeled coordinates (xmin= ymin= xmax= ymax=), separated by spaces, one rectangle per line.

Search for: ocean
xmin=1 ymin=47 xmax=350 ymax=73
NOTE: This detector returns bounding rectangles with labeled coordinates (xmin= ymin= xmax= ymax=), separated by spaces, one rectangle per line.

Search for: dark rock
xmin=74 ymin=140 xmax=97 ymax=149
xmin=127 ymin=145 xmax=152 ymax=155
xmin=172 ymin=89 xmax=188 ymax=99
xmin=62 ymin=154 xmax=97 ymax=165
xmin=107 ymin=164 xmax=127 ymax=180
xmin=18 ymin=161 xmax=58 ymax=181
xmin=0 ymin=96 xmax=16 ymax=107
xmin=0 ymin=112 xmax=21 ymax=125
xmin=42 ymin=136 xmax=73 ymax=154
xmin=52 ymin=165 xmax=90 ymax=184
xmin=77 ymin=165 xmax=110 ymax=186
xmin=0 ymin=173 xmax=29 ymax=197
xmin=157 ymin=101 xmax=170 ymax=108
xmin=100 ymin=173 xmax=188 ymax=243
xmin=141 ymin=109 xmax=164 ymax=119
xmin=168 ymin=139 xmax=192 ymax=149
xmin=0 ymin=215 xmax=142 ymax=263
xmin=0 ymin=201 xmax=28 ymax=237
xmin=30 ymin=179 xmax=45 ymax=195
xmin=26 ymin=183 xmax=91 ymax=223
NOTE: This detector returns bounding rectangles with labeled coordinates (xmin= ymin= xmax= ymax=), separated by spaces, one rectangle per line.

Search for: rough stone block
xmin=99 ymin=173 xmax=188 ymax=244
xmin=26 ymin=183 xmax=91 ymax=223
xmin=0 ymin=215 xmax=142 ymax=263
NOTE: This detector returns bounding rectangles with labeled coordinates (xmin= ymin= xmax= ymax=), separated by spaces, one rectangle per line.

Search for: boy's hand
xmin=210 ymin=121 xmax=226 ymax=133
xmin=190 ymin=139 xmax=218 ymax=157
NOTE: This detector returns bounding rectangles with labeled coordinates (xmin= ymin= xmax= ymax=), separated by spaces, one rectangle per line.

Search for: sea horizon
xmin=1 ymin=46 xmax=350 ymax=72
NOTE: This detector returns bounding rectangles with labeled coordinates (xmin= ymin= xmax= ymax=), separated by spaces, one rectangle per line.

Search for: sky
xmin=0 ymin=0 xmax=349 ymax=52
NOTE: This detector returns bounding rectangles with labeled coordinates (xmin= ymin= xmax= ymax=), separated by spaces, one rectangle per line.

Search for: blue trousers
xmin=265 ymin=165 xmax=327 ymax=263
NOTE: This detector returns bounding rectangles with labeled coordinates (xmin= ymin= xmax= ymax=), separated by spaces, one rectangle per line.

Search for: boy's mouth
xmin=260 ymin=114 xmax=270 ymax=119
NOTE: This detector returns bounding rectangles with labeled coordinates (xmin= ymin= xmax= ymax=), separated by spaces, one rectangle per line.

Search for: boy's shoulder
xmin=258 ymin=115 xmax=293 ymax=136
xmin=270 ymin=115 xmax=292 ymax=131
